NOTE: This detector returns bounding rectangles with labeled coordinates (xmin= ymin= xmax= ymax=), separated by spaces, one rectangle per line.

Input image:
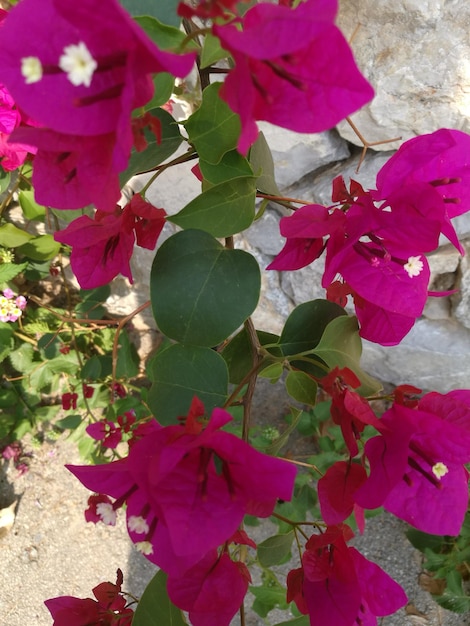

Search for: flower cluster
xmin=68 ymin=397 xmax=297 ymax=623
xmin=0 ymin=288 xmax=26 ymax=322
xmin=45 ymin=569 xmax=133 ymax=626
xmin=317 ymin=376 xmax=470 ymax=536
xmin=269 ymin=129 xmax=470 ymax=346
xmin=0 ymin=0 xmax=195 ymax=210
xmin=54 ymin=195 xmax=167 ymax=288
xmin=287 ymin=524 xmax=407 ymax=626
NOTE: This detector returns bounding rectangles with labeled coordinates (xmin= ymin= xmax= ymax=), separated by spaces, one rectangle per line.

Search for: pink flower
xmin=87 ymin=420 xmax=122 ymax=449
xmin=61 ymin=392 xmax=78 ymax=410
xmin=354 ymin=390 xmax=470 ymax=535
xmin=320 ymin=366 xmax=384 ymax=456
xmin=214 ymin=0 xmax=373 ymax=154
xmin=167 ymin=550 xmax=251 ymax=626
xmin=45 ymin=569 xmax=133 ymax=626
xmin=54 ymin=197 xmax=166 ymax=288
xmin=0 ymin=0 xmax=195 ymax=169
xmin=67 ymin=398 xmax=297 ymax=576
xmin=11 ymin=127 xmax=121 ymax=211
xmin=287 ymin=525 xmax=407 ymax=626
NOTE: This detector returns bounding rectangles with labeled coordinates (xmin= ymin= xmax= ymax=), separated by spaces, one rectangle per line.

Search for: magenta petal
xmin=167 ymin=552 xmax=249 ymax=626
xmin=318 ymin=461 xmax=367 ymax=525
xmin=215 ymin=0 xmax=373 ymax=154
xmin=350 ymin=548 xmax=407 ymax=618
xmin=44 ymin=596 xmax=100 ymax=626
xmin=67 ymin=459 xmax=134 ymax=500
xmin=12 ymin=127 xmax=120 ymax=211
xmin=384 ymin=465 xmax=469 ymax=535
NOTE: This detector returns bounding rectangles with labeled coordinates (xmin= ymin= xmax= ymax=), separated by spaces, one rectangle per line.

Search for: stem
xmin=345 ymin=116 xmax=402 ymax=173
xmin=241 ymin=317 xmax=262 ymax=443
xmin=256 ymin=192 xmax=310 ymax=206
xmin=280 ymin=457 xmax=324 ymax=477
xmin=111 ymin=301 xmax=151 ymax=399
xmin=139 ymin=149 xmax=198 ymax=196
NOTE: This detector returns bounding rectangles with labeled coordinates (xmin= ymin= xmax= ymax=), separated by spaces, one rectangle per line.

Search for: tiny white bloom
xmin=96 ymin=502 xmax=117 ymax=525
xmin=432 ymin=462 xmax=449 ymax=480
xmin=59 ymin=42 xmax=97 ymax=87
xmin=135 ymin=541 xmax=153 ymax=555
xmin=21 ymin=56 xmax=43 ymax=84
xmin=404 ymin=255 xmax=424 ymax=278
xmin=128 ymin=515 xmax=149 ymax=535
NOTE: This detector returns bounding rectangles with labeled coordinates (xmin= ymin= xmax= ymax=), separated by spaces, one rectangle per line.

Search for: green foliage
xmin=120 ymin=108 xmax=183 ymax=184
xmin=405 ymin=511 xmax=470 ymax=612
xmin=184 ymin=83 xmax=241 ymax=164
xmin=147 ymin=343 xmax=229 ymax=424
xmin=169 ymin=176 xmax=257 ymax=237
xmin=150 ymin=229 xmax=261 ymax=346
xmin=132 ymin=570 xmax=187 ymax=626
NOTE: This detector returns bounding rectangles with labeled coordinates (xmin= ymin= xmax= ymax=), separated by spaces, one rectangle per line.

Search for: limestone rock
xmin=336 ymin=0 xmax=470 ymax=149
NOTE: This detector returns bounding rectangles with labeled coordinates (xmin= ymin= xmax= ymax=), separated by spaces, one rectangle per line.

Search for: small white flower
xmin=432 ymin=462 xmax=449 ymax=480
xmin=59 ymin=42 xmax=97 ymax=87
xmin=96 ymin=502 xmax=117 ymax=525
xmin=135 ymin=541 xmax=153 ymax=555
xmin=128 ymin=515 xmax=149 ymax=535
xmin=21 ymin=56 xmax=43 ymax=84
xmin=404 ymin=255 xmax=424 ymax=278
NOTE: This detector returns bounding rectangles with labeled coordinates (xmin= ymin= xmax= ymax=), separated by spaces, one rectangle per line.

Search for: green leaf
xmin=115 ymin=331 xmax=140 ymax=379
xmin=80 ymin=355 xmax=102 ymax=381
xmin=76 ymin=285 xmax=111 ymax=320
xmin=120 ymin=108 xmax=183 ymax=185
xmin=55 ymin=414 xmax=83 ymax=431
xmin=257 ymin=532 xmax=294 ymax=568
xmin=406 ymin=528 xmax=445 ymax=553
xmin=0 ymin=168 xmax=10 ymax=194
xmin=151 ymin=229 xmax=260 ymax=347
xmin=145 ymin=72 xmax=175 ymax=110
xmin=250 ymin=577 xmax=289 ymax=618
xmin=119 ymin=0 xmax=181 ymax=26
xmin=279 ymin=299 xmax=347 ymax=356
xmin=312 ymin=316 xmax=382 ymax=395
xmin=148 ymin=343 xmax=228 ymax=424
xmin=9 ymin=342 xmax=34 ymax=373
xmin=18 ymin=190 xmax=46 ymax=220
xmin=132 ymin=570 xmax=187 ymax=626
xmin=17 ymin=234 xmax=60 ymax=261
xmin=199 ymin=150 xmax=254 ymax=187
xmin=169 ymin=176 xmax=257 ymax=238
xmin=135 ymin=16 xmax=196 ymax=52
xmin=221 ymin=327 xmax=278 ymax=384
xmin=285 ymin=370 xmax=318 ymax=405
xmin=200 ymin=31 xmax=229 ymax=69
xmin=249 ymin=131 xmax=280 ymax=195
xmin=184 ymin=83 xmax=241 ymax=164
xmin=0 ymin=262 xmax=28 ymax=285
xmin=0 ymin=223 xmax=33 ymax=247
xmin=0 ymin=325 xmax=14 ymax=363
xmin=258 ymin=362 xmax=284 ymax=382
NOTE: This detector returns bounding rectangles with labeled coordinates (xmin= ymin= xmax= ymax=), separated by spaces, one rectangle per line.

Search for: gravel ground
xmin=1 ymin=399 xmax=470 ymax=626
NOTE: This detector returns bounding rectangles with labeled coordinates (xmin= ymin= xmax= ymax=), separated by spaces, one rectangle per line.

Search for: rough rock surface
xmin=336 ymin=0 xmax=470 ymax=149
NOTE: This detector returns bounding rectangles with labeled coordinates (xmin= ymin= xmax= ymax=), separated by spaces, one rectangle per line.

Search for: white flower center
xmin=59 ymin=42 xmax=97 ymax=87
xmin=128 ymin=515 xmax=149 ymax=535
xmin=404 ymin=255 xmax=424 ymax=278
xmin=96 ymin=502 xmax=117 ymax=525
xmin=135 ymin=541 xmax=153 ymax=555
xmin=21 ymin=57 xmax=43 ymax=84
xmin=432 ymin=462 xmax=449 ymax=480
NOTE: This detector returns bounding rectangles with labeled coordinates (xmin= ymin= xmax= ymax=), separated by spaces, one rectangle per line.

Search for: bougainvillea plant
xmin=1 ymin=0 xmax=470 ymax=624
